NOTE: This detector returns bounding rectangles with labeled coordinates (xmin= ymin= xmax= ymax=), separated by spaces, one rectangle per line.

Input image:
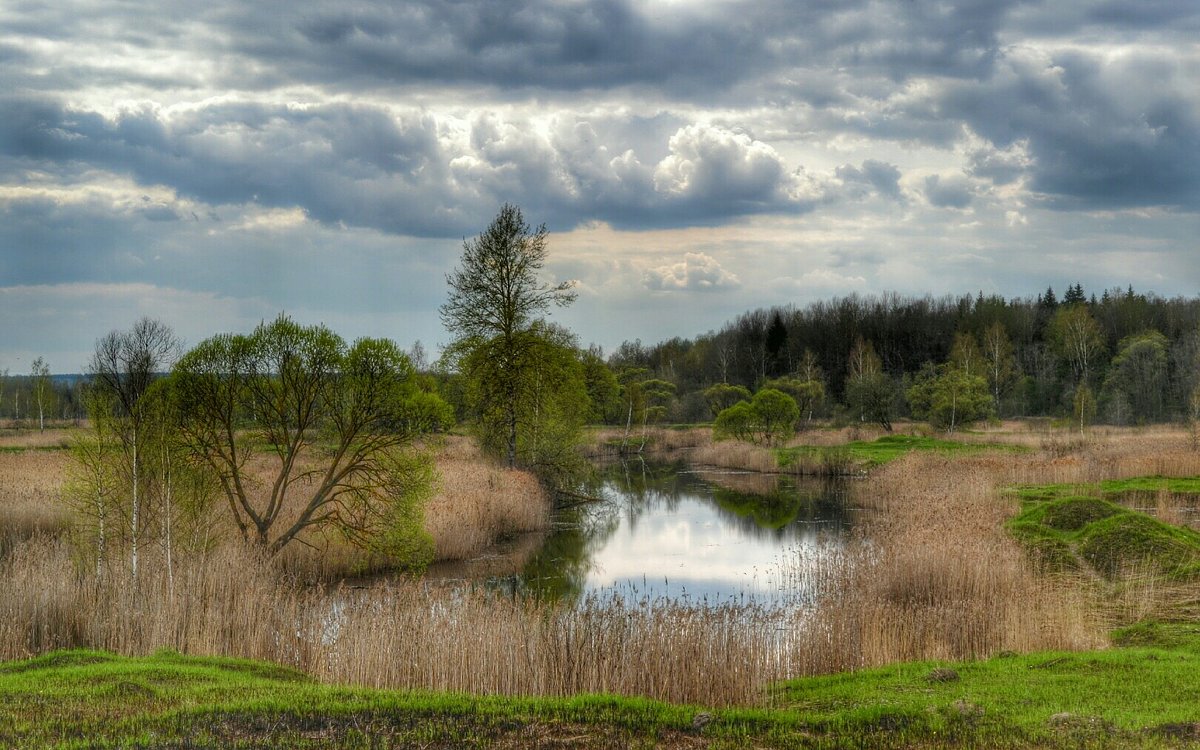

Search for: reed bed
xmin=0 ymin=448 xmax=71 ymax=557
xmin=1 ymin=425 xmax=1197 ymax=706
xmin=690 ymin=440 xmax=779 ymax=473
xmin=788 ymin=452 xmax=1106 ymax=673
xmin=423 ymin=436 xmax=550 ymax=561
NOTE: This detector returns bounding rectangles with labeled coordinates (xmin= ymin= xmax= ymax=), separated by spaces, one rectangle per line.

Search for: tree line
xmin=603 ymin=285 xmax=1200 ymax=428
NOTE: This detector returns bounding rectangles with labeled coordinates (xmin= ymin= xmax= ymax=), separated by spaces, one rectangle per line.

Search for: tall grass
xmin=2 ymin=425 xmax=1198 ymax=706
xmin=423 ymin=436 xmax=550 ymax=561
xmin=0 ymin=449 xmax=70 ymax=558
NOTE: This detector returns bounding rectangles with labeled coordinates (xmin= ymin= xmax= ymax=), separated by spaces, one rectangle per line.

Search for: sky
xmin=1 ymin=0 xmax=1198 ymax=372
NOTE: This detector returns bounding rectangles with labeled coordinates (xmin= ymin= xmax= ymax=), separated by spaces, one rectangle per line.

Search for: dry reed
xmin=2 ymin=425 xmax=1199 ymax=706
xmin=422 ymin=436 xmax=550 ymax=561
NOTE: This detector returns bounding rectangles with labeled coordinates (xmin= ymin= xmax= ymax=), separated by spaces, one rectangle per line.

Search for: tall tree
xmin=1102 ymin=331 xmax=1169 ymax=424
xmin=89 ymin=318 xmax=179 ymax=586
xmin=1049 ymin=304 xmax=1105 ymax=386
xmin=764 ymin=310 xmax=789 ymax=377
xmin=172 ymin=315 xmax=445 ymax=558
xmin=981 ymin=322 xmax=1018 ymax=415
xmin=30 ymin=356 xmax=51 ymax=432
xmin=845 ymin=337 xmax=895 ymax=431
xmin=948 ymin=332 xmax=983 ymax=378
xmin=441 ymin=204 xmax=576 ymax=468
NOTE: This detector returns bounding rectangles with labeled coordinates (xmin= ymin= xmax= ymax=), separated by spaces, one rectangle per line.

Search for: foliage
xmin=981 ymin=321 xmax=1018 ymax=415
xmin=948 ymin=331 xmax=983 ymax=377
xmin=440 ymin=204 xmax=576 ymax=469
xmin=170 ymin=314 xmax=443 ymax=562
xmin=1102 ymin=330 xmax=1169 ymax=424
xmin=29 ymin=356 xmax=51 ymax=432
xmin=84 ymin=317 xmax=180 ymax=585
xmin=906 ymin=363 xmax=993 ymax=432
xmin=759 ymin=376 xmax=824 ymax=427
xmin=844 ymin=337 xmax=895 ymax=431
xmin=1048 ymin=304 xmax=1105 ymax=385
xmin=713 ymin=388 xmax=799 ymax=445
xmin=580 ymin=347 xmax=623 ymax=424
xmin=703 ymin=382 xmax=751 ymax=418
xmin=616 ymin=368 xmax=677 ymax=449
xmin=462 ymin=324 xmax=590 ymax=487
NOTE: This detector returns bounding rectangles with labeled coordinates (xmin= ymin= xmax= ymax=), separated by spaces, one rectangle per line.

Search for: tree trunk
xmin=131 ymin=440 xmax=139 ymax=589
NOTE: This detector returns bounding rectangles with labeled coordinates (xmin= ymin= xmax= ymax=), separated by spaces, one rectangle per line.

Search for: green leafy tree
xmin=713 ymin=401 xmax=756 ymax=443
xmin=88 ymin=317 xmax=180 ymax=585
xmin=617 ymin=368 xmax=676 ymax=451
xmin=463 ymin=325 xmax=589 ymax=486
xmin=1102 ymin=330 xmax=1169 ymax=424
xmin=1049 ymin=304 xmax=1105 ymax=386
xmin=906 ymin=363 xmax=992 ymax=432
xmin=64 ymin=385 xmax=121 ymax=579
xmin=580 ymin=347 xmax=622 ymax=424
xmin=171 ymin=315 xmax=445 ymax=563
xmin=440 ymin=204 xmax=576 ymax=468
xmin=31 ymin=356 xmax=52 ymax=432
xmin=703 ymin=382 xmax=752 ymax=418
xmin=948 ymin=332 xmax=983 ymax=378
xmin=714 ymin=388 xmax=800 ymax=445
xmin=760 ymin=376 xmax=824 ymax=430
xmin=981 ymin=322 xmax=1018 ymax=415
xmin=844 ymin=337 xmax=895 ymax=431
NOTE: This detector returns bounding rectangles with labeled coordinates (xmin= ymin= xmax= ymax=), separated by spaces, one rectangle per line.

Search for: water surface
xmin=501 ymin=459 xmax=857 ymax=604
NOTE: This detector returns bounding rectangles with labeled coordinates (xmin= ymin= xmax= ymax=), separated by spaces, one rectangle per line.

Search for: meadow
xmin=3 ymin=420 xmax=1200 ymax=745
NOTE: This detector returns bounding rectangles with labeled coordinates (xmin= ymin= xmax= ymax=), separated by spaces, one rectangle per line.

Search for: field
xmin=3 ymin=422 xmax=1200 ymax=746
xmin=5 ymin=626 xmax=1200 ymax=748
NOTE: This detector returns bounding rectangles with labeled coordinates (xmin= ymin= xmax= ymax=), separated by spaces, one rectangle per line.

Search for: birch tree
xmin=88 ymin=318 xmax=179 ymax=586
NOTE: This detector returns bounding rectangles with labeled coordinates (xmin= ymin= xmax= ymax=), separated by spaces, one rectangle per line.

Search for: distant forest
xmin=5 ymin=285 xmax=1200 ymax=430
xmin=603 ymin=285 xmax=1200 ymax=426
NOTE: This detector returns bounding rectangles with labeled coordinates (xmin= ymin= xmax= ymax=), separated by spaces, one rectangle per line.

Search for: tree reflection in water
xmin=498 ymin=459 xmax=856 ymax=604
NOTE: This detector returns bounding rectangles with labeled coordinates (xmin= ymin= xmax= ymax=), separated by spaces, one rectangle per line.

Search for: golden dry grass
xmin=0 ymin=447 xmax=71 ymax=553
xmin=423 ymin=435 xmax=550 ymax=561
xmin=1 ymin=423 xmax=1199 ymax=706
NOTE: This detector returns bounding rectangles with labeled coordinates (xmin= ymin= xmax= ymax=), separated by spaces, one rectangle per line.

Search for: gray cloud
xmin=2 ymin=0 xmax=1200 ymax=371
xmin=0 ymin=98 xmax=822 ymax=237
xmin=936 ymin=47 xmax=1200 ymax=209
xmin=923 ymin=174 xmax=974 ymax=209
xmin=836 ymin=160 xmax=903 ymax=200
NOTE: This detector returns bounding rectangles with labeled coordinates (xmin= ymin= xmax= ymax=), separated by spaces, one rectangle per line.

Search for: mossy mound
xmin=1078 ymin=513 xmax=1200 ymax=579
xmin=1041 ymin=496 xmax=1121 ymax=532
xmin=1009 ymin=482 xmax=1200 ymax=581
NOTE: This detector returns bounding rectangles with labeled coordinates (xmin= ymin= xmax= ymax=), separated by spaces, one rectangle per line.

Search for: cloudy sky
xmin=2 ymin=0 xmax=1198 ymax=371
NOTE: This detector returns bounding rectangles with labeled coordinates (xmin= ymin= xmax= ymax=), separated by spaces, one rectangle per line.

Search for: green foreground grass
xmin=5 ymin=629 xmax=1200 ymax=749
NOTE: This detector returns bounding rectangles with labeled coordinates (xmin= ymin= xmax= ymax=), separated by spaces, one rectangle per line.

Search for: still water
xmin=494 ymin=460 xmax=857 ymax=604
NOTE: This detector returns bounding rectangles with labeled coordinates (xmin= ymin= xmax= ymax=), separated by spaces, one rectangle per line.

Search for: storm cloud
xmin=1 ymin=0 xmax=1198 ymax=370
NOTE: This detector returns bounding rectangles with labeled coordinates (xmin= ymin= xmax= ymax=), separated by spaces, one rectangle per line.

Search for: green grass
xmin=6 ymin=632 xmax=1200 ymax=748
xmin=779 ymin=434 xmax=1023 ymax=471
xmin=1007 ymin=480 xmax=1200 ymax=579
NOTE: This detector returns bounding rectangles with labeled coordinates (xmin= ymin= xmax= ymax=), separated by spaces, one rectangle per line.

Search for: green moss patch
xmin=1008 ymin=480 xmax=1200 ymax=580
xmin=779 ymin=434 xmax=1025 ymax=474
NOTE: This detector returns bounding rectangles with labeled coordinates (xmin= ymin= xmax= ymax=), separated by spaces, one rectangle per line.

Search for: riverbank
xmin=6 ymin=625 xmax=1200 ymax=748
xmin=584 ymin=423 xmax=1032 ymax=476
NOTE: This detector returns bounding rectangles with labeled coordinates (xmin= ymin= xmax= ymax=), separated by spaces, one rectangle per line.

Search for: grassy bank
xmin=6 ymin=627 xmax=1200 ymax=748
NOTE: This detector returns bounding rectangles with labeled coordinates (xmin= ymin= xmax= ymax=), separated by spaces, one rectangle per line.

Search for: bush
xmin=713 ymin=388 xmax=799 ymax=446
